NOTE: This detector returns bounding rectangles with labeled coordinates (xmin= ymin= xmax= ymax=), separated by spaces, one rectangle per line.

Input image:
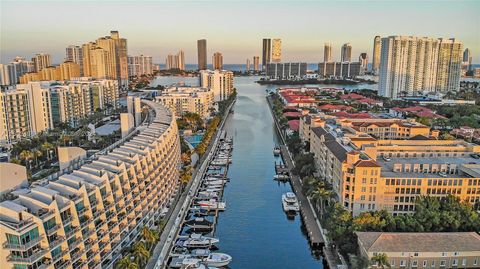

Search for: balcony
xmin=3 ymin=235 xmax=44 ymax=251
xmin=56 ymin=259 xmax=71 ymax=269
xmin=35 ymin=209 xmax=55 ymax=220
xmin=7 ymin=248 xmax=49 ymax=264
xmin=0 ymin=217 xmax=35 ymax=232
xmin=68 ymin=238 xmax=82 ymax=250
xmin=61 ymin=216 xmax=73 ymax=226
xmin=45 ymin=224 xmax=61 ymax=236
xmin=65 ymin=226 xmax=80 ymax=239
xmin=49 ymin=236 xmax=65 ymax=249
xmin=70 ymin=248 xmax=85 ymax=262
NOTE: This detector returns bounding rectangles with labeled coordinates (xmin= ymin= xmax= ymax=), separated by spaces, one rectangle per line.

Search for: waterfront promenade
xmin=146 ymin=99 xmax=236 ymax=269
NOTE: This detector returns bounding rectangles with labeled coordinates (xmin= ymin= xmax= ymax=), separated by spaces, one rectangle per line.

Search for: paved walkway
xmin=146 ymin=100 xmax=235 ymax=269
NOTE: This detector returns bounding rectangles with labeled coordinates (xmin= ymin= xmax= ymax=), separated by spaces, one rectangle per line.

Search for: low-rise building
xmin=156 ymin=86 xmax=214 ymax=118
xmin=307 ymin=118 xmax=480 ymax=216
xmin=357 ymin=232 xmax=480 ymax=269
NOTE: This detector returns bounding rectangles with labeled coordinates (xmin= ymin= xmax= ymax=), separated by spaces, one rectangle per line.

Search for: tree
xmin=179 ymin=166 xmax=193 ymax=190
xmin=32 ymin=149 xmax=43 ymax=167
xmin=115 ymin=256 xmax=138 ymax=269
xmin=140 ymin=226 xmax=159 ymax=251
xmin=370 ymin=253 xmax=391 ymax=268
xmin=306 ymin=179 xmax=333 ymax=218
xmin=131 ymin=242 xmax=150 ymax=267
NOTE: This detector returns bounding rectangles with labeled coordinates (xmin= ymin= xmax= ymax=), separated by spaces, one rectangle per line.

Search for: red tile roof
xmin=283 ymin=112 xmax=302 ymax=118
xmin=333 ymin=111 xmax=373 ymax=119
xmin=318 ymin=104 xmax=353 ymax=111
xmin=288 ymin=120 xmax=300 ymax=131
xmin=355 ymin=160 xmax=381 ymax=167
xmin=340 ymin=93 xmax=365 ymax=100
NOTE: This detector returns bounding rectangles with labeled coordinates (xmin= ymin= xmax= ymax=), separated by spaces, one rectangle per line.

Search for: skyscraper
xmin=324 ymin=43 xmax=332 ymax=62
xmin=66 ymin=45 xmax=83 ymax=75
xmin=128 ymin=55 xmax=153 ymax=76
xmin=378 ymin=36 xmax=463 ymax=98
xmin=341 ymin=43 xmax=352 ymax=62
xmin=212 ymin=52 xmax=223 ymax=70
xmin=197 ymin=39 xmax=207 ymax=70
xmin=32 ymin=53 xmax=51 ymax=72
xmin=166 ymin=51 xmax=185 ymax=70
xmin=262 ymin=38 xmax=271 ymax=70
xmin=372 ymin=36 xmax=381 ymax=74
xmin=177 ymin=50 xmax=185 ymax=70
xmin=246 ymin=58 xmax=251 ymax=71
xmin=359 ymin=53 xmax=368 ymax=71
xmin=253 ymin=56 xmax=260 ymax=71
xmin=463 ymin=48 xmax=472 ymax=71
xmin=272 ymin=39 xmax=282 ymax=63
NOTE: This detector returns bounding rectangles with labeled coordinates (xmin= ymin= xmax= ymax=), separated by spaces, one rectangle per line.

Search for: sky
xmin=1 ymin=0 xmax=479 ymax=64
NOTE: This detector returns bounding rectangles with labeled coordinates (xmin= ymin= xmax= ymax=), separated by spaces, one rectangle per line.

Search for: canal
xmin=151 ymin=75 xmax=374 ymax=268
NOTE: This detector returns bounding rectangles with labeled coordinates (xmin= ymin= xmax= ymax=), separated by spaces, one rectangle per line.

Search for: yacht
xmin=203 ymin=180 xmax=226 ymax=186
xmin=176 ymin=233 xmax=219 ymax=249
xmin=197 ymin=200 xmax=226 ymax=211
xmin=190 ymin=249 xmax=232 ymax=267
xmin=185 ymin=218 xmax=213 ymax=232
xmin=282 ymin=192 xmax=300 ymax=212
xmin=273 ymin=173 xmax=290 ymax=181
xmin=169 ymin=257 xmax=220 ymax=269
xmin=273 ymin=146 xmax=281 ymax=156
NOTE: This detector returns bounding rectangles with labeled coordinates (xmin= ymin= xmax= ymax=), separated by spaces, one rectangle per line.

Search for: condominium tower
xmin=272 ymin=39 xmax=282 ymax=63
xmin=253 ymin=56 xmax=260 ymax=71
xmin=324 ymin=43 xmax=333 ymax=62
xmin=32 ymin=54 xmax=52 ymax=73
xmin=378 ymin=36 xmax=463 ymax=98
xmin=127 ymin=55 xmax=153 ymax=77
xmin=65 ymin=46 xmax=84 ymax=75
xmin=341 ymin=43 xmax=352 ymax=62
xmin=156 ymin=86 xmax=214 ymax=119
xmin=262 ymin=39 xmax=271 ymax=70
xmin=197 ymin=39 xmax=207 ymax=70
xmin=212 ymin=52 xmax=223 ymax=70
xmin=199 ymin=70 xmax=234 ymax=102
xmin=372 ymin=36 xmax=381 ymax=74
xmin=0 ymin=100 xmax=181 ymax=269
xmin=165 ymin=51 xmax=185 ymax=71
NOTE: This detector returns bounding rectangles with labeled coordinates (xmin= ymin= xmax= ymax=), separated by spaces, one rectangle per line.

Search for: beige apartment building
xmin=357 ymin=232 xmax=480 ymax=269
xmin=20 ymin=62 xmax=81 ymax=83
xmin=0 ymin=100 xmax=181 ymax=269
xmin=306 ymin=117 xmax=480 ymax=216
xmin=155 ymin=86 xmax=214 ymax=119
xmin=200 ymin=70 xmax=234 ymax=102
xmin=0 ymin=82 xmax=53 ymax=144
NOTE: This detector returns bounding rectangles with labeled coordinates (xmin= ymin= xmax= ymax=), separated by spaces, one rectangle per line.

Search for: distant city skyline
xmin=1 ymin=1 xmax=479 ymax=64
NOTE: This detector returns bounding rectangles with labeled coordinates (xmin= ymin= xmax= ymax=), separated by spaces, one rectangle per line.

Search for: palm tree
xmin=41 ymin=142 xmax=54 ymax=160
xmin=19 ymin=150 xmax=33 ymax=170
xmin=140 ymin=226 xmax=159 ymax=251
xmin=307 ymin=180 xmax=333 ymax=218
xmin=32 ymin=149 xmax=43 ymax=167
xmin=115 ymin=256 xmax=138 ymax=269
xmin=370 ymin=253 xmax=391 ymax=269
xmin=131 ymin=242 xmax=150 ymax=267
xmin=179 ymin=166 xmax=193 ymax=189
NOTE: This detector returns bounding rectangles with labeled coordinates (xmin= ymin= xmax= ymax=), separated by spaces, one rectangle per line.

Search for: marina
xmin=166 ymin=137 xmax=234 ymax=269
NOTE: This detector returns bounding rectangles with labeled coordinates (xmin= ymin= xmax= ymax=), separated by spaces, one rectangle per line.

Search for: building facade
xmin=272 ymin=39 xmax=282 ymax=63
xmin=212 ymin=52 xmax=223 ymax=70
xmin=127 ymin=55 xmax=153 ymax=77
xmin=341 ymin=43 xmax=352 ymax=62
xmin=199 ymin=70 xmax=234 ymax=102
xmin=357 ymin=232 xmax=480 ymax=269
xmin=306 ymin=118 xmax=480 ymax=216
xmin=378 ymin=36 xmax=463 ymax=98
xmin=19 ymin=62 xmax=81 ymax=84
xmin=253 ymin=56 xmax=260 ymax=71
xmin=266 ymin=62 xmax=308 ymax=80
xmin=197 ymin=39 xmax=207 ymax=71
xmin=155 ymin=86 xmax=214 ymax=118
xmin=0 ymin=100 xmax=181 ymax=269
xmin=32 ymin=54 xmax=52 ymax=73
xmin=372 ymin=36 xmax=381 ymax=75
xmin=0 ymin=82 xmax=53 ymax=144
xmin=324 ymin=43 xmax=333 ymax=63
xmin=318 ymin=62 xmax=363 ymax=78
xmin=262 ymin=38 xmax=271 ymax=71
xmin=165 ymin=51 xmax=185 ymax=71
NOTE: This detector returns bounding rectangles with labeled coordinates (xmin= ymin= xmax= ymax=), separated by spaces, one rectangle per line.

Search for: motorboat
xmin=189 ymin=208 xmax=210 ymax=217
xmin=273 ymin=146 xmax=281 ymax=156
xmin=200 ymin=186 xmax=223 ymax=192
xmin=169 ymin=257 xmax=220 ymax=269
xmin=282 ymin=192 xmax=300 ymax=212
xmin=206 ymin=173 xmax=225 ymax=178
xmin=190 ymin=249 xmax=232 ymax=267
xmin=202 ymin=180 xmax=226 ymax=186
xmin=208 ymin=166 xmax=222 ymax=171
xmin=273 ymin=173 xmax=290 ymax=181
xmin=185 ymin=218 xmax=213 ymax=232
xmin=197 ymin=200 xmax=226 ymax=211
xmin=210 ymin=160 xmax=228 ymax=166
xmin=197 ymin=190 xmax=219 ymax=197
xmin=204 ymin=177 xmax=226 ymax=182
xmin=176 ymin=233 xmax=219 ymax=249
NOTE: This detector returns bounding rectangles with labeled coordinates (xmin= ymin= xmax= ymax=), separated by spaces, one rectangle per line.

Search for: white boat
xmin=190 ymin=249 xmax=232 ymax=267
xmin=197 ymin=191 xmax=219 ymax=198
xmin=170 ymin=257 xmax=220 ymax=269
xmin=210 ymin=160 xmax=228 ymax=166
xmin=273 ymin=146 xmax=281 ymax=156
xmin=282 ymin=192 xmax=300 ymax=212
xmin=176 ymin=233 xmax=219 ymax=249
xmin=203 ymin=180 xmax=226 ymax=186
xmin=273 ymin=174 xmax=290 ymax=181
xmin=197 ymin=200 xmax=226 ymax=211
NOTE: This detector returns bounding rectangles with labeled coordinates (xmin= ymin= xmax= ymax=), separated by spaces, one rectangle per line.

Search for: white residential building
xmin=155 ymin=86 xmax=214 ymax=118
xmin=127 ymin=55 xmax=153 ymax=77
xmin=199 ymin=70 xmax=234 ymax=102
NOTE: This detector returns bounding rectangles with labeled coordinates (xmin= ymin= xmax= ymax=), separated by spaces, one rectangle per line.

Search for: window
xmin=440 ymin=260 xmax=446 ymax=267
xmin=452 ymin=259 xmax=458 ymax=266
xmin=431 ymin=261 xmax=435 ymax=267
xmin=400 ymin=260 xmax=406 ymax=267
xmin=412 ymin=260 xmax=418 ymax=267
xmin=423 ymin=260 xmax=427 ymax=267
xmin=462 ymin=259 xmax=467 ymax=266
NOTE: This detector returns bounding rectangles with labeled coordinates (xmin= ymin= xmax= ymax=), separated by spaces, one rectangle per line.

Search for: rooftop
xmin=357 ymin=232 xmax=480 ymax=253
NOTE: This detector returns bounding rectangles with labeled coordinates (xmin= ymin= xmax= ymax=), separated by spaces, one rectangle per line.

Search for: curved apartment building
xmin=0 ymin=100 xmax=181 ymax=269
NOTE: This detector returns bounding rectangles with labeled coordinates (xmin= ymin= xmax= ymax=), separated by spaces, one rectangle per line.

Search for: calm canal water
xmin=151 ymin=75 xmax=374 ymax=268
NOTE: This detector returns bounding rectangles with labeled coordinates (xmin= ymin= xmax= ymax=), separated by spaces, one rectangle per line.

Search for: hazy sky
xmin=1 ymin=0 xmax=479 ymax=64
